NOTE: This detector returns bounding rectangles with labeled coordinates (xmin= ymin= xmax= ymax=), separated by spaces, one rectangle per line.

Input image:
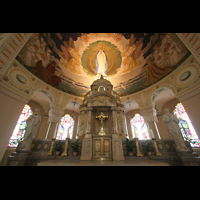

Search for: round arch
xmin=65 ymin=97 xmax=82 ymax=108
xmin=123 ymin=100 xmax=140 ymax=114
xmin=149 ymin=85 xmax=177 ymax=107
xmin=31 ymin=86 xmax=56 ymax=108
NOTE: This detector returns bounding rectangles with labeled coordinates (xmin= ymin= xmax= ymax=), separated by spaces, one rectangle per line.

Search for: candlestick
xmin=47 ymin=138 xmax=55 ymax=156
xmin=135 ymin=138 xmax=143 ymax=157
xmin=61 ymin=138 xmax=68 ymax=156
xmin=152 ymin=138 xmax=162 ymax=156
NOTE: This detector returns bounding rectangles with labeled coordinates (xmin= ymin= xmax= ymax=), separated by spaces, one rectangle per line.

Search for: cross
xmin=96 ymin=112 xmax=108 ymax=126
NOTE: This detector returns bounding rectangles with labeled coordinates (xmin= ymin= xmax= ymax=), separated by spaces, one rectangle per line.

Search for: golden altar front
xmin=92 ymin=134 xmax=112 ymax=161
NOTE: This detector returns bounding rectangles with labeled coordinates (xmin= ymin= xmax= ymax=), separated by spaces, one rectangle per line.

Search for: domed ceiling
xmin=17 ymin=33 xmax=191 ymax=97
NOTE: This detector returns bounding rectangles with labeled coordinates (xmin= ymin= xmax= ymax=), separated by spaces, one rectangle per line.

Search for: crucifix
xmin=96 ymin=112 xmax=108 ymax=135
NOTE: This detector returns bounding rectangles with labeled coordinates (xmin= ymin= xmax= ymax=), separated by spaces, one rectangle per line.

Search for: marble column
xmin=126 ymin=114 xmax=133 ymax=139
xmin=140 ymin=107 xmax=159 ymax=139
xmin=77 ymin=110 xmax=85 ymax=138
xmin=111 ymin=107 xmax=118 ymax=134
xmin=120 ymin=111 xmax=127 ymax=138
xmin=86 ymin=107 xmax=93 ymax=135
xmin=117 ymin=109 xmax=126 ymax=138
xmin=72 ymin=113 xmax=79 ymax=139
xmin=46 ymin=108 xmax=64 ymax=139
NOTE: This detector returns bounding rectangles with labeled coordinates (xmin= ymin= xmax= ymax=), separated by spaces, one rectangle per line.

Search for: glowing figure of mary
xmin=95 ymin=45 xmax=108 ymax=76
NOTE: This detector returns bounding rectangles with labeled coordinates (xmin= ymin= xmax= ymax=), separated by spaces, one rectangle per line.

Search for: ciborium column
xmin=111 ymin=107 xmax=118 ymax=134
xmin=86 ymin=107 xmax=93 ymax=135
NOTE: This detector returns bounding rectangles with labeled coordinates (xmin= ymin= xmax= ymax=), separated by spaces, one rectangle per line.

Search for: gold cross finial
xmin=96 ymin=112 xmax=108 ymax=126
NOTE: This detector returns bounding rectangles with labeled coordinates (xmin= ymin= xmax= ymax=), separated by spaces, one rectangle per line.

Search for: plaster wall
xmin=0 ymin=92 xmax=25 ymax=162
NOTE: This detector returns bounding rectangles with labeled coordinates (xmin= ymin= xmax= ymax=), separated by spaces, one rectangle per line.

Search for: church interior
xmin=1 ymin=33 xmax=200 ymax=166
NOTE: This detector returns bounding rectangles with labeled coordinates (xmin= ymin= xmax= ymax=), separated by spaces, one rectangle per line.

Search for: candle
xmin=150 ymin=129 xmax=155 ymax=139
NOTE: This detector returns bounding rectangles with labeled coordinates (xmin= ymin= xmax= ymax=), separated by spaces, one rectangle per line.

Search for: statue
xmin=95 ymin=44 xmax=108 ymax=76
xmin=96 ymin=112 xmax=108 ymax=135
xmin=163 ymin=109 xmax=189 ymax=151
xmin=18 ymin=108 xmax=41 ymax=151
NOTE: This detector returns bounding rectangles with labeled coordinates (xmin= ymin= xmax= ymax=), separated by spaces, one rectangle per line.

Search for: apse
xmin=17 ymin=33 xmax=190 ymax=97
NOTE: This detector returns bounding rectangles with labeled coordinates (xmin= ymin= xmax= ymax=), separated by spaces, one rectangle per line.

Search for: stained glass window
xmin=174 ymin=103 xmax=200 ymax=147
xmin=130 ymin=114 xmax=150 ymax=140
xmin=8 ymin=104 xmax=33 ymax=148
xmin=56 ymin=114 xmax=74 ymax=140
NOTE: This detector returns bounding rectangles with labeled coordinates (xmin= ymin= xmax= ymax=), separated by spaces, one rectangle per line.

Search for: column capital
xmin=140 ymin=107 xmax=157 ymax=123
xmin=48 ymin=108 xmax=64 ymax=123
xmin=87 ymin=107 xmax=93 ymax=111
xmin=111 ymin=106 xmax=118 ymax=111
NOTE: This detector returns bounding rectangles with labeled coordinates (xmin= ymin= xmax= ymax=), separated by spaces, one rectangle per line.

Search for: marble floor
xmin=37 ymin=159 xmax=169 ymax=166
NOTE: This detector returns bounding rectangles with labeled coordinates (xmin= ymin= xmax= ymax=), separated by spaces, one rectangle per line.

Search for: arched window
xmin=173 ymin=103 xmax=200 ymax=147
xmin=130 ymin=114 xmax=150 ymax=140
xmin=56 ymin=114 xmax=74 ymax=140
xmin=8 ymin=104 xmax=33 ymax=147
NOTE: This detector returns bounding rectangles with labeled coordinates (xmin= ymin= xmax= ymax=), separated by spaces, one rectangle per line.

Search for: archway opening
xmin=56 ymin=114 xmax=74 ymax=140
xmin=174 ymin=102 xmax=200 ymax=147
xmin=130 ymin=114 xmax=150 ymax=140
xmin=8 ymin=104 xmax=33 ymax=147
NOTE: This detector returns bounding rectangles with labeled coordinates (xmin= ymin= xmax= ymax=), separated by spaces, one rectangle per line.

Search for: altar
xmin=92 ymin=134 xmax=112 ymax=161
xmin=77 ymin=75 xmax=126 ymax=161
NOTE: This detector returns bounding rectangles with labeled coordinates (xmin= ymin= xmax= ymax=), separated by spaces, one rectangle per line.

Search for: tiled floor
xmin=37 ymin=159 xmax=169 ymax=166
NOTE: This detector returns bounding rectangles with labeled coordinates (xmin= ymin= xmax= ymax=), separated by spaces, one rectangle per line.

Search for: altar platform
xmin=37 ymin=159 xmax=169 ymax=166
xmin=6 ymin=138 xmax=200 ymax=166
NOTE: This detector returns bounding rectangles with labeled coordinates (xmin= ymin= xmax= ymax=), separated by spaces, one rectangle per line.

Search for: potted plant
xmin=55 ymin=140 xmax=62 ymax=156
xmin=71 ymin=139 xmax=80 ymax=156
xmin=126 ymin=138 xmax=136 ymax=157
xmin=142 ymin=140 xmax=153 ymax=156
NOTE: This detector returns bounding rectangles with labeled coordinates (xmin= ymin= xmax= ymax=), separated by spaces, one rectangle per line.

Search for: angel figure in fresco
xmin=121 ymin=34 xmax=144 ymax=74
xmin=144 ymin=56 xmax=172 ymax=87
xmin=95 ymin=44 xmax=108 ymax=76
xmin=46 ymin=61 xmax=62 ymax=87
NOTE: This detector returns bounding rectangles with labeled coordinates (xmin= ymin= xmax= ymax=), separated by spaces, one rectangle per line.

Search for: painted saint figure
xmin=46 ymin=61 xmax=62 ymax=87
xmin=95 ymin=44 xmax=108 ymax=76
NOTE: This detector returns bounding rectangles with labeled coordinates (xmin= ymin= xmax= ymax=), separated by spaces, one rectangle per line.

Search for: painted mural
xmin=17 ymin=33 xmax=190 ymax=97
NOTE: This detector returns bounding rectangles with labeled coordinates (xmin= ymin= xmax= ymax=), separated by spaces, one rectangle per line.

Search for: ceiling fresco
xmin=17 ymin=33 xmax=191 ymax=97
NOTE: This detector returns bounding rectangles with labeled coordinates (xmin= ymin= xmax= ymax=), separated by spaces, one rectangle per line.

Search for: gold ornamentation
xmin=96 ymin=112 xmax=108 ymax=126
xmin=44 ymin=144 xmax=48 ymax=149
xmin=37 ymin=144 xmax=41 ymax=149
xmin=104 ymin=140 xmax=109 ymax=152
xmin=96 ymin=112 xmax=108 ymax=135
xmin=3 ymin=76 xmax=8 ymax=81
xmin=95 ymin=140 xmax=101 ymax=152
xmin=135 ymin=138 xmax=143 ymax=157
xmin=152 ymin=138 xmax=162 ymax=156
xmin=166 ymin=144 xmax=170 ymax=149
